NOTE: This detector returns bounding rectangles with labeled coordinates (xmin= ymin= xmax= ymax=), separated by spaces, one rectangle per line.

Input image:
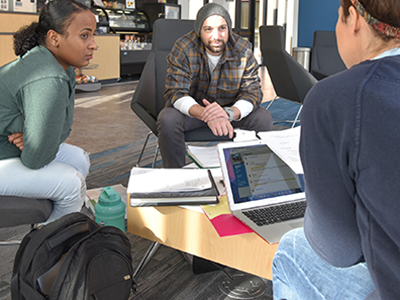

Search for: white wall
xmin=266 ymin=0 xmax=299 ymax=53
xmin=287 ymin=0 xmax=299 ymax=50
xmin=179 ymin=0 xmax=190 ymax=19
xmin=177 ymin=0 xmax=202 ymax=20
xmin=179 ymin=0 xmax=234 ymax=21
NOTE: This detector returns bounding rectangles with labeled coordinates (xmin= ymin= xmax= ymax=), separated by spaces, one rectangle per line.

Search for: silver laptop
xmin=217 ymin=139 xmax=306 ymax=244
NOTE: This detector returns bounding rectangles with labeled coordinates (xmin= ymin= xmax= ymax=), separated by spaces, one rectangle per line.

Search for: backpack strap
xmin=14 ymin=213 xmax=94 ymax=275
xmin=46 ymin=222 xmax=90 ymax=249
xmin=11 ymin=272 xmax=19 ymax=300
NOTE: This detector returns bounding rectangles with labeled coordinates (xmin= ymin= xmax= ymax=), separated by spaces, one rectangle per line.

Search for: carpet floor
xmin=0 ymin=95 xmax=300 ymax=300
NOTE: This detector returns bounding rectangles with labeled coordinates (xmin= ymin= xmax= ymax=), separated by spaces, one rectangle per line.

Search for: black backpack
xmin=11 ymin=212 xmax=135 ymax=300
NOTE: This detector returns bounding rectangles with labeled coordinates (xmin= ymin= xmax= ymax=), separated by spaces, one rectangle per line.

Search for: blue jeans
xmin=272 ymin=228 xmax=375 ymax=300
xmin=0 ymin=143 xmax=90 ymax=225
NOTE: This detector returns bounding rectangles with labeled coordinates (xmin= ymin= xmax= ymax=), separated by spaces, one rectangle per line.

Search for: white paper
xmin=233 ymin=129 xmax=258 ymax=142
xmin=179 ymin=167 xmax=224 ymax=212
xmin=258 ymin=126 xmax=303 ymax=174
xmin=93 ymin=0 xmax=104 ymax=7
xmin=127 ymin=167 xmax=212 ymax=193
xmin=187 ymin=145 xmax=220 ymax=168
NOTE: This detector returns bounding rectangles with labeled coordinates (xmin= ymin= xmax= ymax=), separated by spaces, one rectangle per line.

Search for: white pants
xmin=0 ymin=143 xmax=90 ymax=224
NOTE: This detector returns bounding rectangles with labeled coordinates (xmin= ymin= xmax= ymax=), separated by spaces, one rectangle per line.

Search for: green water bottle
xmin=94 ymin=186 xmax=126 ymax=232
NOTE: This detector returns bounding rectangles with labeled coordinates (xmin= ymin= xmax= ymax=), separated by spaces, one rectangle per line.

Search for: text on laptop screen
xmin=223 ymin=144 xmax=303 ymax=204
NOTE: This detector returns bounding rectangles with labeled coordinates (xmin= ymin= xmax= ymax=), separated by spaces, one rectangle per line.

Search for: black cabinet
xmin=120 ymin=49 xmax=151 ymax=77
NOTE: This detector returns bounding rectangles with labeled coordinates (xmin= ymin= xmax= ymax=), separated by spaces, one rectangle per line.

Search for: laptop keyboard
xmin=243 ymin=201 xmax=307 ymax=226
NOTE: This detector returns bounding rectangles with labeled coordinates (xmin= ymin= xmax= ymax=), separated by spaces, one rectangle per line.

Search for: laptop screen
xmin=222 ymin=144 xmax=304 ymax=204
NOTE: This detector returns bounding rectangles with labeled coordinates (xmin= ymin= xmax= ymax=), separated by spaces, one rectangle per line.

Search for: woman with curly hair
xmin=0 ymin=0 xmax=97 ymax=224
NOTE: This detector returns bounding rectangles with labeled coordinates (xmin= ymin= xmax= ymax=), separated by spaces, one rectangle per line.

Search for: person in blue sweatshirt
xmin=272 ymin=0 xmax=400 ymax=299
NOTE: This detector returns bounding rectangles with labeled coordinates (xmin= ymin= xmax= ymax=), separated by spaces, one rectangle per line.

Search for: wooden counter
xmin=0 ymin=12 xmax=38 ymax=67
xmin=0 ymin=11 xmax=39 ymax=33
xmin=82 ymin=35 xmax=120 ymax=81
xmin=0 ymin=34 xmax=16 ymax=67
xmin=0 ymin=12 xmax=120 ymax=81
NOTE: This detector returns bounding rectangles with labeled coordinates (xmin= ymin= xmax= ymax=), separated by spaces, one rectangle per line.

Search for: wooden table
xmin=127 ymin=204 xmax=278 ymax=280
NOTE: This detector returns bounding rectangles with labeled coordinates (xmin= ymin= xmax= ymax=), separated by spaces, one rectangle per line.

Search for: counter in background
xmin=83 ymin=34 xmax=120 ymax=82
xmin=0 ymin=11 xmax=38 ymax=67
xmin=0 ymin=12 xmax=121 ymax=82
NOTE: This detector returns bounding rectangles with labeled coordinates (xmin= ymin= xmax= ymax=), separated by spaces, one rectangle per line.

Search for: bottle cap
xmin=98 ymin=187 xmax=121 ymax=206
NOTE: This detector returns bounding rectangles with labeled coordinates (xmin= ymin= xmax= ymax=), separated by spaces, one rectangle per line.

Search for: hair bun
xmin=13 ymin=23 xmax=40 ymax=56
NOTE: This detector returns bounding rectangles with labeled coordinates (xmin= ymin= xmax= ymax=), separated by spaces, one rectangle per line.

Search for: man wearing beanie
xmin=157 ymin=3 xmax=273 ymax=168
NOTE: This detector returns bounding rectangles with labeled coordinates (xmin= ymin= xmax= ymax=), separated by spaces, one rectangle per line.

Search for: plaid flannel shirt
xmin=164 ymin=31 xmax=262 ymax=110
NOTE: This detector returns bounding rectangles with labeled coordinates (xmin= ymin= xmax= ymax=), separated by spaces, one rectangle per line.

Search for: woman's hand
xmin=8 ymin=133 xmax=24 ymax=151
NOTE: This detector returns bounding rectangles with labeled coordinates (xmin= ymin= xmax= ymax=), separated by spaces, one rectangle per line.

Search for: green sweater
xmin=0 ymin=46 xmax=76 ymax=169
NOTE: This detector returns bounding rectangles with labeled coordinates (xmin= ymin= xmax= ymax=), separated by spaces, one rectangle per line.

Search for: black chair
xmin=311 ymin=30 xmax=347 ymax=80
xmin=0 ymin=196 xmax=53 ymax=245
xmin=259 ymin=25 xmax=318 ymax=127
xmin=130 ymin=18 xmax=235 ymax=283
xmin=130 ymin=18 xmax=231 ymax=167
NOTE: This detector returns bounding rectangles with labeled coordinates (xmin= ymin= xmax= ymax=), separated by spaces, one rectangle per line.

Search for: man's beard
xmin=205 ymin=39 xmax=226 ymax=54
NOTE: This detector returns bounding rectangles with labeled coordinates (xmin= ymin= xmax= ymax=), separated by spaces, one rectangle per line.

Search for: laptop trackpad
xmin=288 ymin=220 xmax=303 ymax=229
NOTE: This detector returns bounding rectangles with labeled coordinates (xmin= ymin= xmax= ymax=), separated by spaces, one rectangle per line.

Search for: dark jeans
xmin=156 ymin=106 xmax=273 ymax=168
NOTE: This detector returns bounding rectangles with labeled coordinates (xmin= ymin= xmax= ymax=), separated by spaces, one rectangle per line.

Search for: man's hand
xmin=8 ymin=133 xmax=24 ymax=151
xmin=201 ymin=99 xmax=228 ymax=123
xmin=207 ymin=117 xmax=234 ymax=139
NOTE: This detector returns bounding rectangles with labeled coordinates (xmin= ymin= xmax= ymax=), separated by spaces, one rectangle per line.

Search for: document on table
xmin=127 ymin=167 xmax=212 ymax=193
xmin=127 ymin=167 xmax=219 ymax=207
xmin=201 ymin=196 xmax=253 ymax=237
xmin=186 ymin=145 xmax=220 ymax=169
xmin=258 ymin=126 xmax=303 ymax=174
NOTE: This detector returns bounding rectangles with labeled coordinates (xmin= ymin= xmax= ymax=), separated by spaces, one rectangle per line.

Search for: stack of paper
xmin=258 ymin=126 xmax=303 ymax=174
xmin=186 ymin=145 xmax=220 ymax=169
xmin=127 ymin=167 xmax=219 ymax=206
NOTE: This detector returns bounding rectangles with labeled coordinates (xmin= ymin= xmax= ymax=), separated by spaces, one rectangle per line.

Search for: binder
xmin=128 ymin=168 xmax=219 ymax=207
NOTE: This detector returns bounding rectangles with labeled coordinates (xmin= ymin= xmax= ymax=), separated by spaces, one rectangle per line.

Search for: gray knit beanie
xmin=194 ymin=3 xmax=232 ymax=36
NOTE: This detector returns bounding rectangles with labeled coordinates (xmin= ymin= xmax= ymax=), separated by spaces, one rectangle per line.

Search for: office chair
xmin=311 ymin=30 xmax=347 ymax=80
xmin=130 ymin=18 xmax=231 ymax=168
xmin=259 ymin=25 xmax=318 ymax=128
xmin=0 ymin=196 xmax=53 ymax=245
